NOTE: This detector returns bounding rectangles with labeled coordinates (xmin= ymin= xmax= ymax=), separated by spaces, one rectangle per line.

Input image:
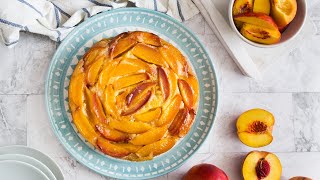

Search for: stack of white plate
xmin=0 ymin=145 xmax=63 ymax=180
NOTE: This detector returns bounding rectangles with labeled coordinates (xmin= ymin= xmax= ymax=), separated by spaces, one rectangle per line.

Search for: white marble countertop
xmin=1 ymin=1 xmax=320 ymax=179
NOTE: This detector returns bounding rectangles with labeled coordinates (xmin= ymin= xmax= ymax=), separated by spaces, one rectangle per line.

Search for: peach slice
xmin=83 ymin=48 xmax=105 ymax=69
xmin=85 ymin=55 xmax=104 ymax=86
xmin=156 ymin=94 xmax=182 ymax=126
xmin=97 ymin=137 xmax=130 ymax=158
xmin=168 ymin=107 xmax=189 ymax=136
xmin=126 ymin=82 xmax=156 ymax=105
xmin=158 ymin=67 xmax=170 ymax=100
xmin=179 ymin=110 xmax=196 ymax=137
xmin=232 ymin=0 xmax=253 ymax=15
xmin=134 ymin=108 xmax=162 ymax=122
xmin=114 ymin=143 xmax=142 ymax=153
xmin=69 ymin=60 xmax=85 ymax=112
xmin=109 ymin=36 xmax=137 ymax=58
xmin=270 ymin=0 xmax=297 ymax=28
xmin=237 ymin=108 xmax=274 ymax=147
xmin=130 ymin=31 xmax=162 ymax=46
xmin=84 ymin=88 xmax=107 ymax=124
xmin=136 ymin=138 xmax=177 ymax=157
xmin=253 ymin=0 xmax=271 ymax=15
xmin=113 ymin=73 xmax=149 ymax=90
xmin=129 ymin=126 xmax=167 ymax=145
xmin=185 ymin=75 xmax=199 ymax=106
xmin=102 ymin=85 xmax=118 ymax=118
xmin=109 ymin=120 xmax=151 ymax=134
xmin=131 ymin=43 xmax=166 ymax=66
xmin=234 ymin=13 xmax=279 ymax=30
xmin=121 ymin=90 xmax=152 ymax=116
xmin=112 ymin=58 xmax=150 ymax=77
xmin=96 ymin=59 xmax=119 ymax=92
xmin=95 ymin=123 xmax=128 ymax=142
xmin=240 ymin=23 xmax=281 ymax=45
xmin=125 ymin=153 xmax=153 ymax=161
xmin=159 ymin=44 xmax=188 ymax=78
xmin=178 ymin=79 xmax=194 ymax=109
xmin=243 ymin=151 xmax=282 ymax=180
xmin=72 ymin=107 xmax=99 ymax=145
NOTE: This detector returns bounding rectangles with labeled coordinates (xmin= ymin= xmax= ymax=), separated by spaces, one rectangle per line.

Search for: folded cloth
xmin=0 ymin=0 xmax=199 ymax=47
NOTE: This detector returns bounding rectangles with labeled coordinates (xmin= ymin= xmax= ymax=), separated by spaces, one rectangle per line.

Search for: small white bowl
xmin=228 ymin=0 xmax=307 ymax=48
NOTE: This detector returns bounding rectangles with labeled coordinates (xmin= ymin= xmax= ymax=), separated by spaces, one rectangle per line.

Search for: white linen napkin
xmin=0 ymin=0 xmax=198 ymax=47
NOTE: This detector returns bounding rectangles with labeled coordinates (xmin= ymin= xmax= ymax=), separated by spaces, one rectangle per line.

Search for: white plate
xmin=0 ymin=160 xmax=50 ymax=180
xmin=0 ymin=154 xmax=56 ymax=180
xmin=0 ymin=145 xmax=63 ymax=180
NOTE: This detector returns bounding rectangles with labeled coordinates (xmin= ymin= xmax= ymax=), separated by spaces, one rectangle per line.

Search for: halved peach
xmin=129 ymin=126 xmax=167 ymax=145
xmin=136 ymin=138 xmax=177 ymax=157
xmin=270 ymin=0 xmax=297 ymax=28
xmin=84 ymin=88 xmax=107 ymax=124
xmin=156 ymin=94 xmax=182 ymax=126
xmin=234 ymin=13 xmax=278 ymax=30
xmin=158 ymin=67 xmax=170 ymax=100
xmin=240 ymin=23 xmax=281 ymax=45
xmin=109 ymin=120 xmax=151 ymax=134
xmin=95 ymin=123 xmax=128 ymax=142
xmin=72 ymin=107 xmax=99 ymax=145
xmin=253 ymin=0 xmax=271 ymax=15
xmin=178 ymin=79 xmax=194 ymax=109
xmin=113 ymin=73 xmax=149 ymax=90
xmin=134 ymin=108 xmax=162 ymax=122
xmin=69 ymin=60 xmax=85 ymax=112
xmin=232 ymin=0 xmax=253 ymax=15
xmin=97 ymin=137 xmax=130 ymax=158
xmin=168 ymin=107 xmax=189 ymax=136
xmin=237 ymin=108 xmax=274 ymax=147
xmin=243 ymin=151 xmax=282 ymax=180
xmin=121 ymin=90 xmax=152 ymax=116
xmin=159 ymin=44 xmax=188 ymax=78
xmin=131 ymin=43 xmax=166 ymax=66
xmin=85 ymin=55 xmax=104 ymax=86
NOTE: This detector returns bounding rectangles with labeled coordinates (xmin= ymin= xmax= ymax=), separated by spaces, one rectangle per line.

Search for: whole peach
xmin=183 ymin=164 xmax=229 ymax=180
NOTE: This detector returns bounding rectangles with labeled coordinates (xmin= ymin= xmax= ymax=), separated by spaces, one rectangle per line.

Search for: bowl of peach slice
xmin=228 ymin=0 xmax=307 ymax=47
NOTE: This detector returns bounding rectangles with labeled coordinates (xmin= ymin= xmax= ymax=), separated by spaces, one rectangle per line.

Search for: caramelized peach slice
xmin=112 ymin=58 xmax=150 ymax=77
xmin=96 ymin=123 xmax=128 ymax=142
xmin=134 ymin=108 xmax=162 ymax=122
xmin=136 ymin=138 xmax=177 ymax=157
xmin=126 ymin=82 xmax=156 ymax=105
xmin=96 ymin=59 xmax=120 ymax=92
xmin=169 ymin=107 xmax=189 ymax=136
xmin=97 ymin=137 xmax=130 ymax=158
xmin=130 ymin=31 xmax=162 ymax=46
xmin=166 ymin=69 xmax=178 ymax=100
xmin=72 ymin=107 xmax=99 ymax=145
xmin=179 ymin=110 xmax=196 ymax=137
xmin=158 ymin=67 xmax=170 ymax=100
xmin=131 ymin=43 xmax=166 ymax=66
xmin=159 ymin=44 xmax=188 ymax=78
xmin=69 ymin=60 xmax=85 ymax=112
xmin=125 ymin=153 xmax=153 ymax=161
xmin=156 ymin=94 xmax=182 ymax=126
xmin=114 ymin=143 xmax=142 ymax=153
xmin=102 ymin=85 xmax=118 ymax=117
xmin=109 ymin=120 xmax=151 ymax=134
xmin=122 ymin=90 xmax=152 ymax=116
xmin=113 ymin=73 xmax=149 ymax=90
xmin=109 ymin=36 xmax=137 ymax=58
xmin=85 ymin=56 xmax=104 ymax=86
xmin=130 ymin=126 xmax=167 ymax=145
xmin=85 ymin=88 xmax=107 ymax=124
xmin=234 ymin=13 xmax=279 ymax=30
xmin=186 ymin=75 xmax=199 ymax=106
xmin=240 ymin=23 xmax=281 ymax=45
xmin=237 ymin=109 xmax=274 ymax=147
xmin=178 ymin=79 xmax=194 ymax=109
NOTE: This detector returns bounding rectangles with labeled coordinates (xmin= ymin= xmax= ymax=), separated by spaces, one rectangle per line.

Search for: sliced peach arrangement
xmin=237 ymin=108 xmax=274 ymax=148
xmin=232 ymin=0 xmax=297 ymax=44
xmin=243 ymin=151 xmax=282 ymax=180
xmin=68 ymin=31 xmax=199 ymax=161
